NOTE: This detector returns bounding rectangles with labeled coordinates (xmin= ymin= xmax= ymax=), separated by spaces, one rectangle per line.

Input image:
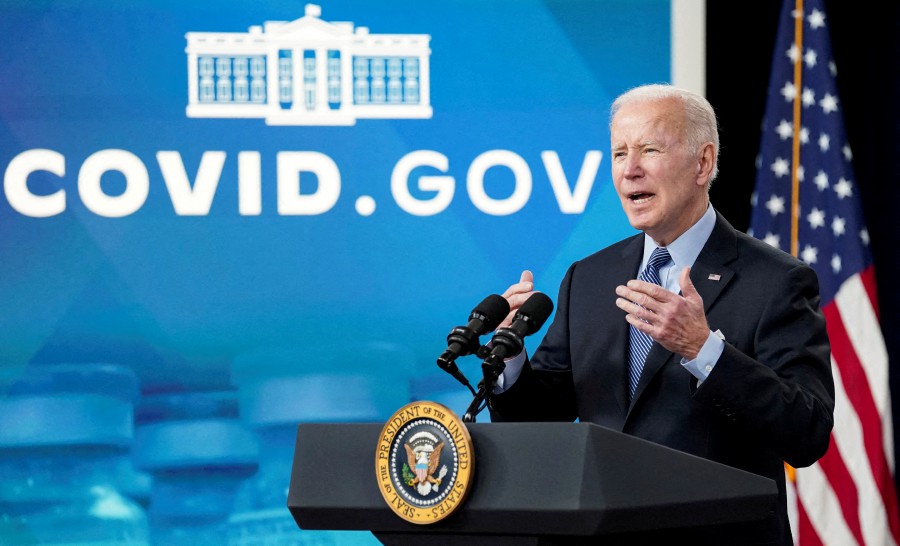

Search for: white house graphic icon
xmin=185 ymin=4 xmax=432 ymax=126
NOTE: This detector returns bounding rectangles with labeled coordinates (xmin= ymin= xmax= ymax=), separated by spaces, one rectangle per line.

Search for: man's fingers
xmin=497 ymin=270 xmax=536 ymax=329
xmin=502 ymin=270 xmax=534 ymax=299
xmin=615 ymin=282 xmax=665 ymax=312
xmin=624 ymin=279 xmax=671 ymax=300
xmin=616 ymin=297 xmax=654 ymax=322
xmin=623 ymin=312 xmax=655 ymax=337
xmin=506 ymin=291 xmax=534 ymax=310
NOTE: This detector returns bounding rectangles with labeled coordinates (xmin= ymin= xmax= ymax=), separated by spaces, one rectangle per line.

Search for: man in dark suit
xmin=489 ymin=84 xmax=835 ymax=545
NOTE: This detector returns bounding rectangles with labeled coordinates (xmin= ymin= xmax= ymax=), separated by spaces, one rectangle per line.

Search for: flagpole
xmin=790 ymin=0 xmax=804 ymax=258
xmin=784 ymin=0 xmax=805 ymax=497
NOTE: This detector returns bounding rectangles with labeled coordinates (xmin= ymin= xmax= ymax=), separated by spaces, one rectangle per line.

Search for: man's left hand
xmin=615 ymin=266 xmax=709 ymax=360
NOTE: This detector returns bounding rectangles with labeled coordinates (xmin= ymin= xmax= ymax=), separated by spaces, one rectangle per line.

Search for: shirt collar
xmin=641 ymin=204 xmax=716 ymax=270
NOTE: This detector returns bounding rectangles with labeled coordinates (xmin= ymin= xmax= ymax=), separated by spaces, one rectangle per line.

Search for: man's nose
xmin=622 ymin=153 xmax=642 ymax=177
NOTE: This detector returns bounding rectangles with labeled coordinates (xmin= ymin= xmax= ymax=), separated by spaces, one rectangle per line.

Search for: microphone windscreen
xmin=518 ymin=292 xmax=554 ymax=335
xmin=471 ymin=294 xmax=511 ymax=332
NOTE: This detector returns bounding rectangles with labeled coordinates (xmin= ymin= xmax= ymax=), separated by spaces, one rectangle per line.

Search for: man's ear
xmin=696 ymin=142 xmax=715 ymax=187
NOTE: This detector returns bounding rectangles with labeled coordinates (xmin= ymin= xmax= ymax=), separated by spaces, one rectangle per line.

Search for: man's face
xmin=610 ymin=97 xmax=710 ymax=246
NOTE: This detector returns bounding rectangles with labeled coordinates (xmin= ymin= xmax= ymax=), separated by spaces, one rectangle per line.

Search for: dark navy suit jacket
xmin=490 ymin=210 xmax=835 ymax=545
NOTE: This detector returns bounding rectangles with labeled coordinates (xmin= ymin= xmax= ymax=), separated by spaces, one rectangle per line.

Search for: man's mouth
xmin=629 ymin=192 xmax=655 ymax=205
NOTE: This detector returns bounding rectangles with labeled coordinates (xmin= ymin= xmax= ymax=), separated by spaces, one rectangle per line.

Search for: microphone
xmin=463 ymin=292 xmax=555 ymax=422
xmin=437 ymin=294 xmax=510 ymax=386
xmin=487 ymin=292 xmax=554 ymax=361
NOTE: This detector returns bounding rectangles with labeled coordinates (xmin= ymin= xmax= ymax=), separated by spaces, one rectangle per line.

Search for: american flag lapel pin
xmin=708 ymin=273 xmax=721 ymax=281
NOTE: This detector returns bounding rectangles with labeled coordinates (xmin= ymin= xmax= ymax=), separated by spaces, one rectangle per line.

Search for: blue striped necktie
xmin=627 ymin=246 xmax=671 ymax=399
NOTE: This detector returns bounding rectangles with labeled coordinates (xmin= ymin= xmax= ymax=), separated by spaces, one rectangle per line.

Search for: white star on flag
xmin=800 ymin=244 xmax=818 ymax=264
xmin=772 ymin=158 xmax=791 ymax=178
xmin=766 ymin=194 xmax=786 ymax=216
xmin=807 ymin=207 xmax=826 ymax=229
xmin=831 ymin=216 xmax=846 ymax=236
xmin=813 ymin=171 xmax=829 ymax=190
xmin=833 ymin=178 xmax=853 ymax=199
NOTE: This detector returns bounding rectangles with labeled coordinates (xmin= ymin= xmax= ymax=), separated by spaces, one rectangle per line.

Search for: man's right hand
xmin=499 ymin=270 xmax=535 ymax=329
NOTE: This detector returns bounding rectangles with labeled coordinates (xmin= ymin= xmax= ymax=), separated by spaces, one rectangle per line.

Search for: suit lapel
xmin=627 ymin=210 xmax=738 ymax=411
xmin=691 ymin=211 xmax=738 ymax=313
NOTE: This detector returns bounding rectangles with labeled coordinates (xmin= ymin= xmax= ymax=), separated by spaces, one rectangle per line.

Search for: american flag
xmin=749 ymin=0 xmax=900 ymax=544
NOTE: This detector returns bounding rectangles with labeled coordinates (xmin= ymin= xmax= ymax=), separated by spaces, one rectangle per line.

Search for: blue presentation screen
xmin=0 ymin=1 xmax=671 ymax=410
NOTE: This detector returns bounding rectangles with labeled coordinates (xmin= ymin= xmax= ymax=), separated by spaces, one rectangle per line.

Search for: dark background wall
xmin=706 ymin=0 xmax=900 ymax=467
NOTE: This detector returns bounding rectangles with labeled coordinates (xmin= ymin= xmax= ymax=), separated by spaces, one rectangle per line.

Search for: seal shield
xmin=375 ymin=400 xmax=474 ymax=524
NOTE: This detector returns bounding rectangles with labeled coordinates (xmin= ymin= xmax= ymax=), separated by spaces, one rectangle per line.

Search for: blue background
xmin=0 ymin=1 xmax=671 ymax=543
xmin=0 ymin=0 xmax=668 ymax=398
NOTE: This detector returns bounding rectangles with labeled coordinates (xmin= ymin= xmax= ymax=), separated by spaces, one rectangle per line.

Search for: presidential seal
xmin=375 ymin=400 xmax=474 ymax=524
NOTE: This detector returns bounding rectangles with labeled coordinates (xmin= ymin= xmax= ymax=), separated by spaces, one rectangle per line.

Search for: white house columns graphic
xmin=185 ymin=4 xmax=432 ymax=126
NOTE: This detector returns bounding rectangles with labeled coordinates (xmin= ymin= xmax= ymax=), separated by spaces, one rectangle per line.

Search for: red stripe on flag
xmin=823 ymin=300 xmax=900 ymax=543
xmin=814 ymin=436 xmax=864 ymax=544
